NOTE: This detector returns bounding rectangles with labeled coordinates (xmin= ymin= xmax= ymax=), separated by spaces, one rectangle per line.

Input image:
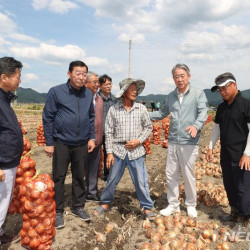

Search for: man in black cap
xmin=206 ymin=72 xmax=250 ymax=223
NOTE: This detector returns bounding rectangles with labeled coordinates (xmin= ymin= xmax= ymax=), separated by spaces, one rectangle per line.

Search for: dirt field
xmin=1 ymin=113 xmax=250 ymax=250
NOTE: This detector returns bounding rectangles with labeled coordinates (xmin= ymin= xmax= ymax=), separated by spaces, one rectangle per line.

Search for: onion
xmin=155 ymin=216 xmax=164 ymax=226
xmin=151 ymin=241 xmax=162 ymax=250
xmin=159 ymin=243 xmax=170 ymax=250
xmin=143 ymin=219 xmax=152 ymax=229
xmin=221 ymin=242 xmax=230 ymax=250
xmin=156 ymin=226 xmax=166 ymax=236
xmin=146 ymin=228 xmax=156 ymax=239
xmin=94 ymin=230 xmax=106 ymax=243
xmin=169 ymin=238 xmax=180 ymax=249
xmin=140 ymin=242 xmax=152 ymax=250
xmin=106 ymin=222 xmax=118 ymax=233
xmin=201 ymin=229 xmax=212 ymax=239
xmin=151 ymin=232 xmax=161 ymax=243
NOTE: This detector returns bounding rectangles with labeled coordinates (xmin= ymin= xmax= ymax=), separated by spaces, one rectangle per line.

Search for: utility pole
xmin=128 ymin=39 xmax=132 ymax=78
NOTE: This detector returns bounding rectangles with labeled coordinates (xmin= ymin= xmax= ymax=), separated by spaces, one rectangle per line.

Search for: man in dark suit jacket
xmin=85 ymin=72 xmax=103 ymax=201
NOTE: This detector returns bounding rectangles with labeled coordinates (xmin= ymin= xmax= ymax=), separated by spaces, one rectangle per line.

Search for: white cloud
xmin=10 ymin=43 xmax=86 ymax=62
xmin=8 ymin=33 xmax=40 ymax=43
xmin=32 ymin=0 xmax=79 ymax=14
xmin=109 ymin=64 xmax=124 ymax=74
xmin=0 ymin=12 xmax=16 ymax=33
xmin=23 ymin=73 xmax=39 ymax=83
xmin=85 ymin=57 xmax=108 ymax=66
xmin=9 ymin=43 xmax=109 ymax=67
xmin=118 ymin=33 xmax=145 ymax=43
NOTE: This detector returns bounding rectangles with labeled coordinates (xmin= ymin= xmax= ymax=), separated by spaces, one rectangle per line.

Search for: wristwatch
xmin=244 ymin=152 xmax=250 ymax=157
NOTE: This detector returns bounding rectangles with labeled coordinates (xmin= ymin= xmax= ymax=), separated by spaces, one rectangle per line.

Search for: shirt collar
xmin=98 ymin=90 xmax=114 ymax=100
xmin=177 ymin=85 xmax=190 ymax=97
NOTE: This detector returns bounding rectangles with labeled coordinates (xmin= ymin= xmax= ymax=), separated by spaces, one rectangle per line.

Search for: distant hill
xmin=138 ymin=89 xmax=250 ymax=107
xmin=14 ymin=87 xmax=250 ymax=106
xmin=16 ymin=87 xmax=47 ymax=103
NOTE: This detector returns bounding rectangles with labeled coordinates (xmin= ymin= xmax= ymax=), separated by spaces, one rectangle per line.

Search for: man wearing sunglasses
xmin=206 ymin=72 xmax=250 ymax=224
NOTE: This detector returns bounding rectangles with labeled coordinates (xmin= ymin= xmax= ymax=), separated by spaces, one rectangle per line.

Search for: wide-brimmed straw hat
xmin=115 ymin=78 xmax=145 ymax=99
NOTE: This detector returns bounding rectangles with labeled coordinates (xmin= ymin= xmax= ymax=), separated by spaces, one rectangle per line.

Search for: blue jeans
xmin=100 ymin=154 xmax=154 ymax=210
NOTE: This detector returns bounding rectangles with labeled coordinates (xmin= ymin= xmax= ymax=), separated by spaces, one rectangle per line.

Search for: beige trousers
xmin=166 ymin=143 xmax=198 ymax=208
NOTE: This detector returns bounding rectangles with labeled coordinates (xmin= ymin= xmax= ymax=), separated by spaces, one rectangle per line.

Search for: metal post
xmin=128 ymin=40 xmax=132 ymax=78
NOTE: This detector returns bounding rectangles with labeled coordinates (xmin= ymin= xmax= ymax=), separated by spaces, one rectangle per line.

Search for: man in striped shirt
xmin=93 ymin=78 xmax=156 ymax=220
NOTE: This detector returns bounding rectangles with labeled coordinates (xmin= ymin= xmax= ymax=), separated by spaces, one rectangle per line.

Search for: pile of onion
xmin=194 ymin=142 xmax=221 ymax=180
xmin=22 ymin=137 xmax=32 ymax=156
xmin=18 ymin=119 xmax=28 ymax=134
xmin=8 ymin=155 xmax=36 ymax=214
xmin=143 ymin=137 xmax=152 ymax=155
xmin=36 ymin=124 xmax=46 ymax=146
xmin=178 ymin=182 xmax=229 ymax=208
xmin=20 ymin=173 xmax=56 ymax=249
xmin=204 ymin=114 xmax=214 ymax=125
xmin=140 ymin=213 xmax=231 ymax=249
xmin=161 ymin=117 xmax=170 ymax=140
xmin=152 ymin=123 xmax=162 ymax=145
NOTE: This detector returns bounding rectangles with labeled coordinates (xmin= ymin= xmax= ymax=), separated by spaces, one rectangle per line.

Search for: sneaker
xmin=85 ymin=195 xmax=100 ymax=202
xmin=187 ymin=207 xmax=197 ymax=218
xmin=0 ymin=233 xmax=21 ymax=246
xmin=160 ymin=206 xmax=180 ymax=216
xmin=72 ymin=208 xmax=91 ymax=221
xmin=55 ymin=213 xmax=65 ymax=229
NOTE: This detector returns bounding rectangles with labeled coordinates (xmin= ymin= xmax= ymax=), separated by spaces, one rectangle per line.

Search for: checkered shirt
xmin=105 ymin=100 xmax=153 ymax=160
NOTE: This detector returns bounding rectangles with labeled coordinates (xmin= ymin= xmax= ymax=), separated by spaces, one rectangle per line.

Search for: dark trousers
xmin=221 ymin=160 xmax=250 ymax=216
xmin=52 ymin=140 xmax=88 ymax=213
xmin=86 ymin=145 xmax=101 ymax=197
xmin=102 ymin=135 xmax=109 ymax=177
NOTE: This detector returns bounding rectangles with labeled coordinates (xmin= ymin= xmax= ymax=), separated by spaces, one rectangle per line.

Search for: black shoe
xmin=55 ymin=213 xmax=65 ymax=229
xmin=85 ymin=195 xmax=100 ymax=202
xmin=219 ymin=213 xmax=235 ymax=222
xmin=72 ymin=208 xmax=90 ymax=221
xmin=1 ymin=233 xmax=21 ymax=246
xmin=219 ymin=207 xmax=238 ymax=222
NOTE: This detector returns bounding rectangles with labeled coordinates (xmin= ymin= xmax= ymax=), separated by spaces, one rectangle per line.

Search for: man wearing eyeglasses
xmin=43 ymin=61 xmax=95 ymax=228
xmin=206 ymin=72 xmax=250 ymax=224
xmin=97 ymin=74 xmax=117 ymax=181
xmin=85 ymin=72 xmax=103 ymax=202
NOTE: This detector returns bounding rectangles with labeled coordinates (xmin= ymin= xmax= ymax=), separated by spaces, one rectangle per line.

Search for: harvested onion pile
xmin=204 ymin=114 xmax=213 ymax=125
xmin=194 ymin=141 xmax=221 ymax=180
xmin=18 ymin=119 xmax=28 ymax=134
xmin=8 ymin=155 xmax=36 ymax=214
xmin=161 ymin=117 xmax=170 ymax=140
xmin=20 ymin=173 xmax=56 ymax=249
xmin=178 ymin=181 xmax=229 ymax=208
xmin=143 ymin=137 xmax=152 ymax=155
xmin=9 ymin=137 xmax=34 ymax=214
xmin=36 ymin=124 xmax=46 ymax=146
xmin=140 ymin=213 xmax=231 ymax=249
xmin=152 ymin=123 xmax=162 ymax=145
xmin=22 ymin=137 xmax=32 ymax=156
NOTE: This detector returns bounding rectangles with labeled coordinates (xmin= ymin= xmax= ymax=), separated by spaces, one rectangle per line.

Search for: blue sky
xmin=1 ymin=0 xmax=250 ymax=95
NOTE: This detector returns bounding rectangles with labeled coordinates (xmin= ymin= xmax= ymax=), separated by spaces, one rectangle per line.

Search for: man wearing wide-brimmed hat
xmin=93 ymin=78 xmax=156 ymax=220
xmin=206 ymin=72 xmax=250 ymax=224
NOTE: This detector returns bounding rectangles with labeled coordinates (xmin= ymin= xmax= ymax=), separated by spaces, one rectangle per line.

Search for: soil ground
xmin=1 ymin=113 xmax=250 ymax=250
